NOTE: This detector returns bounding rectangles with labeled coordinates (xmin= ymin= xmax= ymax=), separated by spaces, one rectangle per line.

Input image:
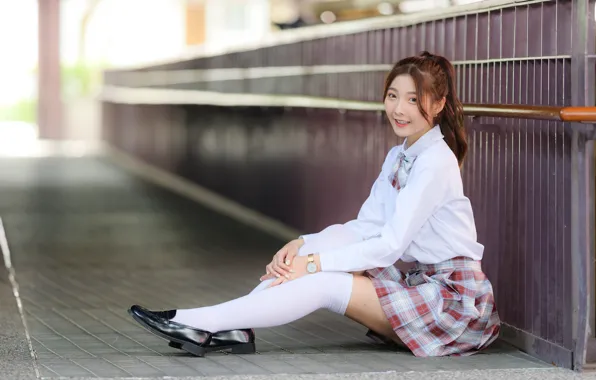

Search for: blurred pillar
xmin=38 ymin=0 xmax=62 ymax=140
xmin=185 ymin=0 xmax=206 ymax=46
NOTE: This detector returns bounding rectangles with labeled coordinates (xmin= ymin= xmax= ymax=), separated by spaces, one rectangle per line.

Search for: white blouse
xmin=302 ymin=125 xmax=484 ymax=273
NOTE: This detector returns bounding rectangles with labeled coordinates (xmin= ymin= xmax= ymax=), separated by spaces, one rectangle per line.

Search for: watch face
xmin=307 ymin=262 xmax=317 ymax=273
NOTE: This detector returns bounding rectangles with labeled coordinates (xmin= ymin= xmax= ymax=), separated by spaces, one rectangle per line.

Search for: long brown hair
xmin=383 ymin=51 xmax=467 ymax=165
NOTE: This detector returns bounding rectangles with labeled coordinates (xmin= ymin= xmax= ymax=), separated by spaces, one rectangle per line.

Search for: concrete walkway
xmin=0 ymin=156 xmax=592 ymax=380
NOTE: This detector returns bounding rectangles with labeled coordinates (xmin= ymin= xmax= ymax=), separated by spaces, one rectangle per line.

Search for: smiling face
xmin=384 ymin=74 xmax=444 ymax=147
xmin=382 ymin=52 xmax=468 ymax=165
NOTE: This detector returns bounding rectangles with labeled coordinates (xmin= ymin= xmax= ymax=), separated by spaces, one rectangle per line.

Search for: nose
xmin=391 ymin=98 xmax=405 ymax=117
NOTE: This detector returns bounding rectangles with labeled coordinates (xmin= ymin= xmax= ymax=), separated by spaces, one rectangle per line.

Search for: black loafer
xmin=206 ymin=328 xmax=256 ymax=354
xmin=365 ymin=329 xmax=408 ymax=350
xmin=169 ymin=326 xmax=256 ymax=355
xmin=130 ymin=305 xmax=256 ymax=355
xmin=128 ymin=304 xmax=211 ymax=357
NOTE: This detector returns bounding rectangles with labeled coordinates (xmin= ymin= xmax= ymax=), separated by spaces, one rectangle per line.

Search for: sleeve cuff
xmin=318 ymin=238 xmax=397 ymax=273
xmin=319 ymin=250 xmax=340 ymax=272
xmin=299 ymin=233 xmax=317 ymax=244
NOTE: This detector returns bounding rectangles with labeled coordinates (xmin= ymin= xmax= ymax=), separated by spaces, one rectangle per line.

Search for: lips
xmin=394 ymin=119 xmax=411 ymax=128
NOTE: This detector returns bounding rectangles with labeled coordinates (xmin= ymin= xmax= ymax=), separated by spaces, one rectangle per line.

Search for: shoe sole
xmin=128 ymin=308 xmax=207 ymax=357
xmin=168 ymin=338 xmax=256 ymax=354
xmin=128 ymin=309 xmax=256 ymax=356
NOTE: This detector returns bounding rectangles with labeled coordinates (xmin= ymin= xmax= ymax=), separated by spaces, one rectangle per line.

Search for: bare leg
xmin=252 ymin=274 xmax=404 ymax=345
xmin=346 ymin=275 xmax=405 ymax=346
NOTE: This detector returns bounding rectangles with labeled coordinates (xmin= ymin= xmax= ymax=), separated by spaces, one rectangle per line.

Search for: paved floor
xmin=0 ymin=156 xmax=585 ymax=379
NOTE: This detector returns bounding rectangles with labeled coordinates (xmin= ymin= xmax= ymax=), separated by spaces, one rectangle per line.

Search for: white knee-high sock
xmin=249 ymin=278 xmax=275 ymax=294
xmin=171 ymin=272 xmax=354 ymax=332
xmin=175 ymin=226 xmax=358 ymax=331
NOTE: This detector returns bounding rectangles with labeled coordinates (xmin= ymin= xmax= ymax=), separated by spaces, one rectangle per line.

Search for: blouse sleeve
xmin=318 ymin=159 xmax=452 ymax=272
xmin=300 ymin=147 xmax=398 ymax=244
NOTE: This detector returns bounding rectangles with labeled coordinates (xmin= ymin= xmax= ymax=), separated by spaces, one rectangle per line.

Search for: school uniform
xmin=301 ymin=125 xmax=501 ymax=357
xmin=129 ymin=125 xmax=500 ymax=359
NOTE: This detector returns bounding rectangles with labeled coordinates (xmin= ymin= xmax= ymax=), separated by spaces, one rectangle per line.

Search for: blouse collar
xmin=402 ymin=125 xmax=444 ymax=159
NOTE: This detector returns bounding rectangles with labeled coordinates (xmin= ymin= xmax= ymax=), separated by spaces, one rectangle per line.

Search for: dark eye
xmin=409 ymin=97 xmax=417 ymax=103
xmin=387 ymin=93 xmax=396 ymax=99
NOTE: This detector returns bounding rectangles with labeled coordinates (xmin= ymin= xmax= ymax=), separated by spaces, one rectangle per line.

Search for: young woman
xmin=129 ymin=51 xmax=501 ymax=358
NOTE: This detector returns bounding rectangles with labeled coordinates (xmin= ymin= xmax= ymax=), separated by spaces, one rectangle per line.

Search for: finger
xmin=267 ymin=277 xmax=286 ymax=288
xmin=273 ymin=246 xmax=287 ymax=260
xmin=277 ymin=248 xmax=291 ymax=266
xmin=261 ymin=270 xmax=275 ymax=281
xmin=272 ymin=259 xmax=289 ymax=275
xmin=261 ymin=264 xmax=275 ymax=280
xmin=263 ymin=265 xmax=276 ymax=279
xmin=276 ymin=254 xmax=292 ymax=272
xmin=285 ymin=248 xmax=299 ymax=266
xmin=276 ymin=246 xmax=295 ymax=268
xmin=271 ymin=262 xmax=290 ymax=279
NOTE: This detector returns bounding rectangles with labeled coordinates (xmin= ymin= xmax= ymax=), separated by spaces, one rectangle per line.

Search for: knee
xmin=300 ymin=272 xmax=328 ymax=285
xmin=300 ymin=272 xmax=347 ymax=287
xmin=302 ymin=272 xmax=354 ymax=298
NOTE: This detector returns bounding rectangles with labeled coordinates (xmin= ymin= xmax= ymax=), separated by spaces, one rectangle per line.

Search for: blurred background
xmin=0 ymin=0 xmax=488 ymax=153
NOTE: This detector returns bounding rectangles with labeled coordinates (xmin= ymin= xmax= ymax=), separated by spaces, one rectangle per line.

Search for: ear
xmin=433 ymin=97 xmax=446 ymax=116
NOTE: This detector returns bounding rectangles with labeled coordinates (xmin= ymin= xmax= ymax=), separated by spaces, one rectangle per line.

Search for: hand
xmin=260 ymin=238 xmax=305 ymax=281
xmin=267 ymin=256 xmax=307 ymax=287
xmin=266 ymin=254 xmax=321 ymax=288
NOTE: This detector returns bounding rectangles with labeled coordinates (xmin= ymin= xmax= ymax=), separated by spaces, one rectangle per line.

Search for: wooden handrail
xmin=463 ymin=104 xmax=596 ymax=122
xmin=559 ymin=107 xmax=596 ymax=122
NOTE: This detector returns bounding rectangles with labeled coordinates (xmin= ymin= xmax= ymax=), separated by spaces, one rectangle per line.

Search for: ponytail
xmin=432 ymin=55 xmax=468 ymax=166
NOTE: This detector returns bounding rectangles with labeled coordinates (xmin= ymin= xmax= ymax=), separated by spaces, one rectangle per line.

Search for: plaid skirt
xmin=366 ymin=257 xmax=500 ymax=357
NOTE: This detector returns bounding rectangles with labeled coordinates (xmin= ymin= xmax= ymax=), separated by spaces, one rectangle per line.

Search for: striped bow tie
xmin=390 ymin=152 xmax=414 ymax=191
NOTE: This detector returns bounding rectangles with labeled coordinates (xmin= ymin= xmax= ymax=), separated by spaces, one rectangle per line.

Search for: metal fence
xmin=101 ymin=0 xmax=596 ymax=370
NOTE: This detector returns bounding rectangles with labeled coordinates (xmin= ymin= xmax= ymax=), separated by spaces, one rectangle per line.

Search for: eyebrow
xmin=388 ymin=87 xmax=417 ymax=95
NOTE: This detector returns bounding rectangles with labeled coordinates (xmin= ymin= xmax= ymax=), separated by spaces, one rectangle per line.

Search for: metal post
xmin=37 ymin=0 xmax=62 ymax=140
xmin=570 ymin=0 xmax=596 ymax=371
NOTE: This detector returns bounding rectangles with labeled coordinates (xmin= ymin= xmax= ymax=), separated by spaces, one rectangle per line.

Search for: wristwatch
xmin=306 ymin=253 xmax=317 ymax=274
